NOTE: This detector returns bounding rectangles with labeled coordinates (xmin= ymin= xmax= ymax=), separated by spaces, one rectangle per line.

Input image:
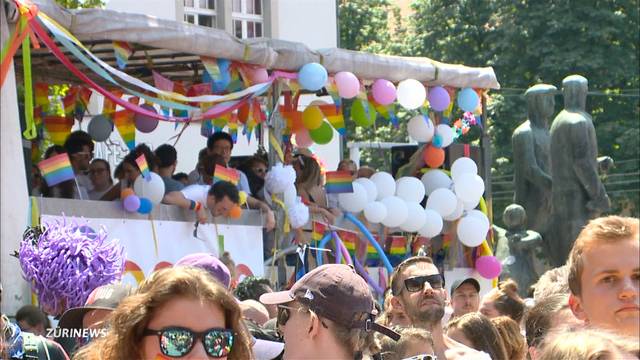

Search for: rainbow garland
xmin=113 ymin=41 xmax=133 ymax=69
xmin=324 ymin=171 xmax=353 ymax=194
xmin=113 ymin=110 xmax=135 ymax=150
xmin=37 ymin=152 xmax=75 ymax=186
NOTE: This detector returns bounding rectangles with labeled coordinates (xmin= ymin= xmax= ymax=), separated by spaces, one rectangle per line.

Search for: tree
xmin=54 ymin=0 xmax=104 ymax=9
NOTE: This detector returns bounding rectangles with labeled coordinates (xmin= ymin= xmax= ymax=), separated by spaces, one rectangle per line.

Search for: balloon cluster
xmin=265 ymin=163 xmax=309 ymax=229
xmin=121 ymin=173 xmax=166 ymax=214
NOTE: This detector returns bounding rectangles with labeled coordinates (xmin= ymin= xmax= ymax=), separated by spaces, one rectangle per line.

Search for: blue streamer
xmin=344 ymin=212 xmax=393 ymax=273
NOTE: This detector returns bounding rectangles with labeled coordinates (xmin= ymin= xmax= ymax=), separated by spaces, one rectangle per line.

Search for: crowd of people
xmin=1 ymin=214 xmax=638 ymax=359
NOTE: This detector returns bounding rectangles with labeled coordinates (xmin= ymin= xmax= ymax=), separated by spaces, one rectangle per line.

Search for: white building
xmin=101 ymin=0 xmax=341 ymax=173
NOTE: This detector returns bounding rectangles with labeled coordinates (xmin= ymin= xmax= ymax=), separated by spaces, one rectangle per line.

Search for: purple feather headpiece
xmin=18 ymin=217 xmax=125 ymax=316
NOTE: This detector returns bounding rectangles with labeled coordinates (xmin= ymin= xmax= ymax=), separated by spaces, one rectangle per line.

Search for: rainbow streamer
xmin=43 ymin=115 xmax=72 ymax=145
xmin=214 ymin=165 xmax=239 ymax=185
xmin=113 ymin=41 xmax=133 ymax=69
xmin=325 ymin=171 xmax=353 ymax=194
xmin=312 ymin=221 xmax=327 ymax=242
xmin=113 ymin=110 xmax=135 ymax=150
xmin=135 ymin=154 xmax=151 ymax=181
xmin=38 ymin=152 xmax=75 ymax=186
xmin=325 ymin=80 xmax=342 ymax=110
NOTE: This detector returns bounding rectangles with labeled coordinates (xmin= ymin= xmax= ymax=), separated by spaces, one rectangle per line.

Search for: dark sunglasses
xmin=143 ymin=327 xmax=234 ymax=358
xmin=404 ymin=274 xmax=444 ymax=293
xmin=277 ymin=304 xmax=328 ymax=330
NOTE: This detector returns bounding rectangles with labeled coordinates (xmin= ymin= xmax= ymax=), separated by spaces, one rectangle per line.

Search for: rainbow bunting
xmin=113 ymin=110 xmax=135 ymax=150
xmin=325 ymin=171 xmax=353 ymax=194
xmin=227 ymin=119 xmax=238 ymax=143
xmin=113 ymin=41 xmax=133 ymax=69
xmin=135 ymin=154 xmax=151 ymax=181
xmin=43 ymin=115 xmax=73 ymax=145
xmin=214 ymin=164 xmax=239 ymax=185
xmin=311 ymin=221 xmax=328 ymax=242
xmin=38 ymin=152 xmax=75 ymax=186
xmin=389 ymin=236 xmax=408 ymax=256
xmin=34 ymin=83 xmax=50 ymax=114
xmin=62 ymin=87 xmax=78 ymax=116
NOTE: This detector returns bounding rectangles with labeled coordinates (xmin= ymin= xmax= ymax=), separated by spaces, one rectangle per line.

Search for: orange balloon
xmin=121 ymin=188 xmax=135 ymax=199
xmin=423 ymin=145 xmax=445 ymax=168
xmin=229 ymin=205 xmax=243 ymax=219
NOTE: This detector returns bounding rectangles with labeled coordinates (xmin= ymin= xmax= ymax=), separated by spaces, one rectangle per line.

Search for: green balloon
xmin=351 ymin=99 xmax=376 ymax=127
xmin=309 ymin=121 xmax=333 ymax=144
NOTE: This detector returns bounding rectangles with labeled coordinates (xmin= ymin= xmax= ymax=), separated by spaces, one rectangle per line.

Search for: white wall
xmin=271 ymin=0 xmax=337 ymax=49
xmin=106 ymin=0 xmax=181 ymax=21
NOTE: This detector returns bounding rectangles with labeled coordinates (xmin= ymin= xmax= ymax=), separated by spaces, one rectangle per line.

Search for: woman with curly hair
xmin=74 ymin=267 xmax=253 ymax=359
xmin=479 ymin=279 xmax=526 ymax=324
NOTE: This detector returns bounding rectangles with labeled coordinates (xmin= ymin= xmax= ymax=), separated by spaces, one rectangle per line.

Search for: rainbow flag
xmin=43 ymin=115 xmax=73 ymax=145
xmin=62 ymin=87 xmax=78 ymax=117
xmin=365 ymin=236 xmax=381 ymax=267
xmin=312 ymin=221 xmax=327 ymax=241
xmin=325 ymin=171 xmax=353 ymax=194
xmin=318 ymin=104 xmax=346 ymax=135
xmin=113 ymin=110 xmax=135 ymax=150
xmin=214 ymin=165 xmax=239 ymax=185
xmin=113 ymin=41 xmax=133 ymax=69
xmin=338 ymin=229 xmax=358 ymax=258
xmin=38 ymin=153 xmax=75 ymax=186
xmin=388 ymin=235 xmax=409 ymax=267
xmin=135 ymin=154 xmax=151 ymax=181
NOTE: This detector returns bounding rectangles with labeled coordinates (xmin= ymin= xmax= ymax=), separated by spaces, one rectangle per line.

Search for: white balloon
xmin=397 ymin=79 xmax=426 ymax=110
xmin=407 ymin=114 xmax=435 ymax=142
xmin=435 ymin=124 xmax=455 ymax=148
xmin=283 ymin=184 xmax=297 ymax=207
xmin=133 ymin=172 xmax=165 ymax=205
xmin=444 ymin=199 xmax=464 ymax=221
xmin=421 ymin=170 xmax=453 ymax=196
xmin=454 ymin=173 xmax=485 ymax=203
xmin=426 ymin=188 xmax=458 ymax=217
xmin=370 ymin=172 xmax=396 ymax=200
xmin=451 ymin=157 xmax=478 ymax=181
xmin=463 ymin=198 xmax=480 ymax=210
xmin=457 ymin=215 xmax=489 ymax=247
xmin=364 ymin=201 xmax=387 ymax=224
xmin=338 ymin=182 xmax=368 ymax=213
xmin=400 ymin=202 xmax=427 ymax=232
xmin=396 ymin=177 xmax=426 ymax=203
xmin=288 ymin=200 xmax=310 ymax=229
xmin=265 ymin=163 xmax=297 ymax=194
xmin=419 ymin=208 xmax=444 ymax=237
xmin=466 ymin=209 xmax=490 ymax=229
xmin=354 ymin=177 xmax=378 ymax=203
xmin=380 ymin=196 xmax=409 ymax=228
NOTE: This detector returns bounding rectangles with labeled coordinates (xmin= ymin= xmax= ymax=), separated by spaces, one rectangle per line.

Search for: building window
xmin=184 ymin=0 xmax=216 ymax=28
xmin=232 ymin=0 xmax=263 ymax=38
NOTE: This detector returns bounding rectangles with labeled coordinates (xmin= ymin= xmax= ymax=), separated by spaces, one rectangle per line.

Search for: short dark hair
xmin=208 ymin=181 xmax=239 ymax=204
xmin=44 ymin=145 xmax=66 ymax=159
xmin=64 ymin=130 xmax=94 ymax=155
xmin=390 ymin=256 xmax=437 ymax=296
xmin=207 ymin=132 xmax=234 ymax=150
xmin=154 ymin=144 xmax=178 ymax=168
xmin=172 ymin=172 xmax=188 ymax=182
xmin=15 ymin=305 xmax=50 ymax=329
xmin=123 ymin=144 xmax=157 ymax=172
xmin=525 ymin=293 xmax=569 ymax=347
xmin=234 ymin=276 xmax=273 ymax=301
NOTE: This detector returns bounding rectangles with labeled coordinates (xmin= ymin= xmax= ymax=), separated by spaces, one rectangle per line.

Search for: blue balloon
xmin=298 ymin=62 xmax=328 ymax=91
xmin=457 ymin=88 xmax=480 ymax=112
xmin=432 ymin=134 xmax=443 ymax=148
xmin=137 ymin=197 xmax=153 ymax=214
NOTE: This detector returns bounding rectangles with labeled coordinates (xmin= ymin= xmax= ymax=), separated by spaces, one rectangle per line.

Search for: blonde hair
xmin=533 ymin=265 xmax=569 ymax=301
xmin=74 ymin=267 xmax=252 ymax=360
xmin=446 ymin=313 xmax=508 ymax=360
xmin=490 ymin=316 xmax=526 ymax=360
xmin=377 ymin=326 xmax=434 ymax=360
xmin=295 ymin=154 xmax=322 ymax=190
xmin=568 ymin=216 xmax=639 ymax=296
xmin=486 ymin=279 xmax=525 ymax=323
xmin=538 ymin=327 xmax=639 ymax=360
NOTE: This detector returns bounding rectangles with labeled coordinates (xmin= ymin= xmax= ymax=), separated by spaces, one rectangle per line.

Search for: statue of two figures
xmin=498 ymin=75 xmax=611 ymax=294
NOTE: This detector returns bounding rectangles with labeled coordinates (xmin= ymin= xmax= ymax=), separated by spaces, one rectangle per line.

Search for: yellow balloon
xmin=302 ymin=105 xmax=324 ymax=130
xmin=238 ymin=191 xmax=247 ymax=205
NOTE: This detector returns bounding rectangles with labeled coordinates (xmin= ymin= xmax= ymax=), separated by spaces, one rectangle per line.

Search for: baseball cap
xmin=450 ymin=278 xmax=481 ymax=295
xmin=260 ymin=264 xmax=400 ymax=341
xmin=175 ymin=253 xmax=231 ymax=289
xmin=58 ymin=283 xmax=133 ymax=329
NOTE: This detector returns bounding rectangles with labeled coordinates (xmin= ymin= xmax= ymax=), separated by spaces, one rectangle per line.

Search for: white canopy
xmin=30 ymin=0 xmax=500 ymax=89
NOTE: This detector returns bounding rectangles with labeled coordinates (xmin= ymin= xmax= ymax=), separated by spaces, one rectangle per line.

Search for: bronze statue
xmin=501 ymin=204 xmax=542 ymax=297
xmin=549 ymin=75 xmax=610 ymax=266
xmin=512 ymin=84 xmax=555 ymax=241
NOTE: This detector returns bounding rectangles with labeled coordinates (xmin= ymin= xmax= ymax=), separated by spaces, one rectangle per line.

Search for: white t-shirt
xmin=181 ymin=184 xmax=210 ymax=209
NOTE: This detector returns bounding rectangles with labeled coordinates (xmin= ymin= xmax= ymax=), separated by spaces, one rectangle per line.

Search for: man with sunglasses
xmin=260 ymin=264 xmax=400 ymax=360
xmin=389 ymin=256 xmax=483 ymax=360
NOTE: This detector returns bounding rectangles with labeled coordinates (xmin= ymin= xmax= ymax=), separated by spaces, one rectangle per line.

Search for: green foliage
xmin=54 ymin=0 xmax=104 ymax=9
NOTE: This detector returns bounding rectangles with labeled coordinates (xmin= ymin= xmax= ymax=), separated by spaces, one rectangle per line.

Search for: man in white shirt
xmin=164 ymin=180 xmax=240 ymax=223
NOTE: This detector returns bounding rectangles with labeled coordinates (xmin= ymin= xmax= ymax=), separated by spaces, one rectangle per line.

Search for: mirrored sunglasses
xmin=143 ymin=327 xmax=234 ymax=358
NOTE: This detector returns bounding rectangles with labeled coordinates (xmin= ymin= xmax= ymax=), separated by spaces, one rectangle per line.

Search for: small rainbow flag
xmin=338 ymin=229 xmax=358 ymax=258
xmin=135 ymin=154 xmax=151 ymax=181
xmin=43 ymin=115 xmax=73 ymax=145
xmin=113 ymin=41 xmax=133 ymax=69
xmin=38 ymin=153 xmax=75 ymax=186
xmin=214 ymin=164 xmax=239 ymax=185
xmin=318 ymin=104 xmax=346 ymax=136
xmin=311 ymin=221 xmax=327 ymax=241
xmin=325 ymin=171 xmax=353 ymax=194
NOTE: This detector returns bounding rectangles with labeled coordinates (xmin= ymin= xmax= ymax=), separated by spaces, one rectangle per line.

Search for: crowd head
xmin=446 ymin=312 xmax=508 ymax=360
xmin=450 ymin=278 xmax=480 ymax=319
xmin=479 ymin=279 xmax=525 ymax=323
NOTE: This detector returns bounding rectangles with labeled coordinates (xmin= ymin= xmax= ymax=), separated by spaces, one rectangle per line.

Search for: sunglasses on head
xmin=404 ymin=274 xmax=444 ymax=293
xmin=143 ymin=327 xmax=234 ymax=358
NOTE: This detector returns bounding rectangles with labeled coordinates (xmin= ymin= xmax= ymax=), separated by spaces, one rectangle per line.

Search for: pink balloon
xmin=476 ymin=256 xmax=502 ymax=279
xmin=371 ymin=79 xmax=397 ymax=105
xmin=134 ymin=104 xmax=159 ymax=133
xmin=293 ymin=129 xmax=313 ymax=148
xmin=428 ymin=86 xmax=451 ymax=111
xmin=244 ymin=66 xmax=269 ymax=84
xmin=334 ymin=72 xmax=360 ymax=99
